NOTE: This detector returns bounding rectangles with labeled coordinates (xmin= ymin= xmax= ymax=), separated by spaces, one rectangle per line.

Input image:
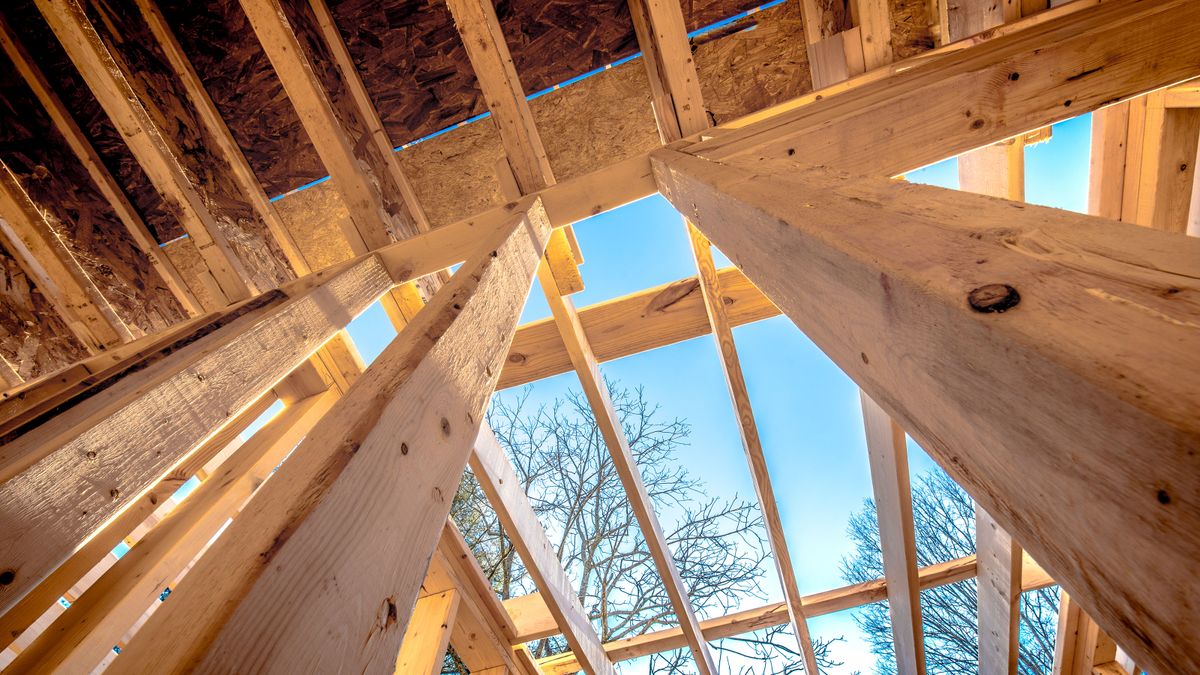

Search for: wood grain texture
xmin=0 ymin=254 xmax=392 ymax=615
xmin=653 ymin=149 xmax=1200 ymax=674
xmin=107 ymin=207 xmax=549 ymax=674
xmin=396 ymin=590 xmax=459 ymax=675
xmin=471 ymin=427 xmax=615 ymax=674
xmin=540 ymin=553 xmax=1056 ymax=672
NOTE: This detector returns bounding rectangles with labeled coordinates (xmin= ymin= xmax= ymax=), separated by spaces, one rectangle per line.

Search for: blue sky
xmin=341 ymin=113 xmax=1093 ymax=673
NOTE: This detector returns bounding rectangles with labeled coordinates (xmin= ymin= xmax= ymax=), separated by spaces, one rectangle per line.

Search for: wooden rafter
xmin=133 ymin=0 xmax=310 ymax=277
xmin=397 ymin=590 xmax=459 ymax=675
xmin=652 ymin=145 xmax=1200 ymax=674
xmin=470 ymin=427 xmax=616 ymax=674
xmin=105 ymin=205 xmax=550 ymax=673
xmin=629 ymin=1 xmax=819 ymax=672
xmin=0 ymin=162 xmax=131 ymax=353
xmin=0 ymin=13 xmax=203 ymax=317
xmin=446 ymin=0 xmax=584 ymax=296
xmin=860 ymin=393 xmax=925 ymax=675
xmin=34 ymin=0 xmax=253 ymax=307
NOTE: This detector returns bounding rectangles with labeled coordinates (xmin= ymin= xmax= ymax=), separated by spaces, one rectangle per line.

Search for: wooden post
xmin=395 ymin=590 xmax=459 ymax=675
xmin=652 ymin=148 xmax=1200 ymax=674
xmin=106 ymin=205 xmax=550 ymax=674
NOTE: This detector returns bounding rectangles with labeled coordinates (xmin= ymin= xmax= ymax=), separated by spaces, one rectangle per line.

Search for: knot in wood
xmin=968 ymin=284 xmax=1020 ymax=313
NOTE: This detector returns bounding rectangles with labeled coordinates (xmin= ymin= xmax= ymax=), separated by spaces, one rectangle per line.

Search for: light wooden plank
xmin=854 ymin=0 xmax=893 ymax=69
xmin=134 ymin=0 xmax=310 ymax=277
xmin=0 ymin=391 xmax=274 ymax=652
xmin=499 ymin=266 xmax=778 ymax=389
xmin=651 ymin=148 xmax=1200 ymax=674
xmin=539 ymin=553 xmax=1055 ymax=673
xmin=470 ymin=427 xmax=615 ymax=674
xmin=107 ymin=206 xmax=550 ymax=674
xmin=396 ymin=590 xmax=459 ymax=675
xmin=628 ymin=0 xmax=709 ymax=138
xmin=446 ymin=0 xmax=583 ymax=296
xmin=1130 ymin=94 xmax=1200 ymax=233
xmin=1088 ymin=102 xmax=1131 ymax=220
xmin=1052 ymin=591 xmax=1119 ymax=675
xmin=689 ymin=0 xmax=1200 ymax=178
xmin=34 ymin=0 xmax=252 ymax=305
xmin=860 ymin=392 xmax=925 ymax=675
xmin=503 ymin=592 xmax=559 ymax=643
xmin=0 ymin=162 xmax=131 ymax=352
xmin=0 ymin=13 xmax=203 ymax=316
xmin=4 ymin=387 xmax=339 ymax=673
xmin=976 ymin=507 xmax=1022 ymax=675
xmin=0 ymin=253 xmax=393 ymax=615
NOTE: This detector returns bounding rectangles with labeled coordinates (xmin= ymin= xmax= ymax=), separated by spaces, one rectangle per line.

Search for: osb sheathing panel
xmin=272 ymin=183 xmax=356 ymax=270
xmin=0 ymin=243 xmax=87 ymax=381
xmin=3 ymin=0 xmax=182 ymax=244
xmin=695 ymin=2 xmax=812 ymax=124
xmin=0 ymin=39 xmax=186 ymax=336
xmin=83 ymin=0 xmax=293 ymax=293
xmin=395 ymin=118 xmax=507 ymax=228
xmin=890 ymin=0 xmax=936 ymax=60
xmin=532 ymin=58 xmax=661 ymax=184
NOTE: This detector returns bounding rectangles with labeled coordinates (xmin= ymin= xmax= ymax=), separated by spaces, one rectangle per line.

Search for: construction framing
xmin=0 ymin=0 xmax=1197 ymax=673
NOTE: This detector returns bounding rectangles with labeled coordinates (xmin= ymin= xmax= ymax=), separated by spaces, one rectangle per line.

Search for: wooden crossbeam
xmin=446 ymin=0 xmax=583 ymax=296
xmin=539 ymin=552 xmax=1055 ymax=672
xmin=106 ymin=206 xmax=550 ymax=673
xmin=860 ymin=393 xmax=925 ymax=675
xmin=651 ymin=148 xmax=1200 ymax=674
xmin=0 ymin=13 xmax=203 ymax=317
xmin=5 ymin=386 xmax=340 ymax=673
xmin=0 ymin=162 xmax=131 ymax=353
xmin=0 ymin=252 xmax=394 ymax=615
xmin=470 ymin=427 xmax=614 ymax=674
xmin=34 ymin=0 xmax=252 ymax=307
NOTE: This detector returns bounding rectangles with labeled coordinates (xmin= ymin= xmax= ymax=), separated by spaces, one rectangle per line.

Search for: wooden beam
xmin=0 ymin=390 xmax=274 ymax=652
xmin=860 ymin=392 xmax=925 ymax=675
xmin=0 ymin=13 xmax=203 ymax=317
xmin=34 ymin=0 xmax=252 ymax=306
xmin=5 ymin=387 xmax=340 ymax=673
xmin=1127 ymin=93 xmax=1200 ymax=233
xmin=396 ymin=590 xmax=459 ymax=675
xmin=652 ymin=148 xmax=1200 ymax=674
xmin=1052 ymin=590 xmax=1119 ymax=675
xmin=133 ymin=0 xmax=310 ymax=277
xmin=976 ymin=507 xmax=1023 ymax=675
xmin=499 ymin=266 xmax=778 ymax=389
xmin=0 ymin=253 xmax=393 ymax=615
xmin=107 ymin=206 xmax=550 ymax=674
xmin=0 ymin=163 xmax=131 ymax=353
xmin=539 ymin=552 xmax=1055 ymax=673
xmin=689 ymin=0 xmax=1200 ymax=178
xmin=446 ymin=0 xmax=583 ymax=296
xmin=628 ymin=0 xmax=709 ymax=139
xmin=470 ymin=427 xmax=615 ymax=674
xmin=1088 ymin=102 xmax=1131 ymax=220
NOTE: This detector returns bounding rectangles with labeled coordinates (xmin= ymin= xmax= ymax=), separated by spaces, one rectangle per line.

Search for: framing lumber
xmin=470 ymin=427 xmax=615 ymax=674
xmin=0 ymin=14 xmax=203 ymax=317
xmin=107 ymin=205 xmax=550 ymax=674
xmin=860 ymin=392 xmax=925 ymax=675
xmin=944 ymin=7 xmax=1026 ymax=674
xmin=688 ymin=0 xmax=1200 ymax=178
xmin=540 ymin=552 xmax=1056 ymax=673
xmin=5 ymin=386 xmax=340 ymax=673
xmin=629 ymin=0 xmax=817 ymax=671
xmin=0 ymin=390 xmax=275 ymax=652
xmin=651 ymin=148 xmax=1200 ymax=674
xmin=0 ymin=252 xmax=393 ymax=614
xmin=1052 ymin=591 xmax=1119 ymax=675
xmin=446 ymin=0 xmax=583 ymax=296
xmin=34 ymin=0 xmax=252 ymax=307
xmin=396 ymin=590 xmax=459 ymax=675
xmin=499 ymin=266 xmax=778 ymax=389
xmin=0 ymin=163 xmax=131 ymax=353
xmin=133 ymin=0 xmax=310 ymax=277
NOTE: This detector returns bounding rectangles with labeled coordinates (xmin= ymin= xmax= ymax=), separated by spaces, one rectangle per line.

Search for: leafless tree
xmin=840 ymin=468 xmax=1060 ymax=674
xmin=445 ymin=381 xmax=842 ymax=673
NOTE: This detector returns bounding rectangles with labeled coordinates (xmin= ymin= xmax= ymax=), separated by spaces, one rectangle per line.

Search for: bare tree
xmin=446 ymin=381 xmax=841 ymax=673
xmin=840 ymin=467 xmax=1060 ymax=674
